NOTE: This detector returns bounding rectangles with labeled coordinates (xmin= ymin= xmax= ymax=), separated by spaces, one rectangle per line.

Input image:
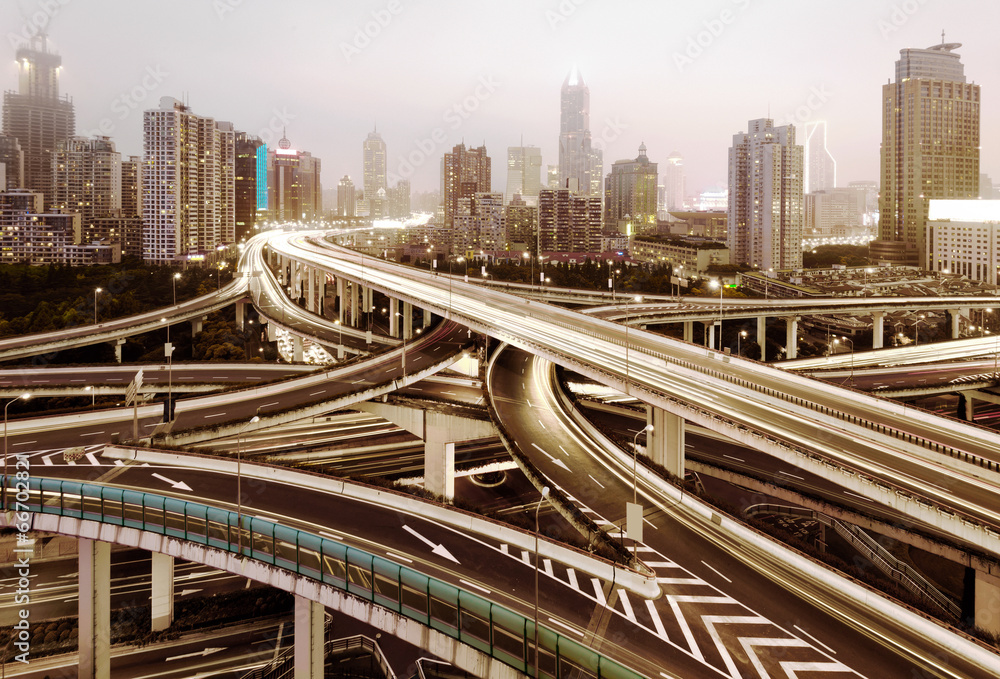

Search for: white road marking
xmin=778 ymin=470 xmax=805 ymax=480
xmin=793 ymin=624 xmax=836 ymax=654
xmin=645 ymin=599 xmax=668 ymax=640
xmin=309 ymin=390 xmax=326 ymax=396
xmin=79 ymin=431 xmax=104 ymax=437
xmin=260 ymin=401 xmax=279 ymax=407
xmin=460 ymin=578 xmax=491 ymax=594
xmin=566 ymin=568 xmax=579 ymax=590
xmin=86 ymin=452 xmax=101 ymax=466
xmin=591 ymin=578 xmax=607 ymax=607
xmin=203 ymin=412 xmax=226 ymax=418
xmin=543 ymin=559 xmax=553 ymax=576
xmin=386 ymin=552 xmax=413 ymax=564
xmin=12 ymin=440 xmax=37 ymax=446
xmin=538 ymin=419 xmax=547 ymax=430
xmin=499 ymin=544 xmax=509 ymax=555
xmin=558 ymin=445 xmax=569 ymax=456
xmin=547 ymin=617 xmax=584 ymax=637
xmin=700 ymin=560 xmax=732 ymax=584
xmin=588 ymin=474 xmax=605 ymax=489
xmin=520 ymin=550 xmax=531 ymax=565
xmin=617 ymin=588 xmax=636 ymax=622
xmin=723 ymin=454 xmax=744 ymax=462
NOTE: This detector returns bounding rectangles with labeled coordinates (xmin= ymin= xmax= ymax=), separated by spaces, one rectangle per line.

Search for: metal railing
xmin=2 ymin=476 xmax=644 ymax=679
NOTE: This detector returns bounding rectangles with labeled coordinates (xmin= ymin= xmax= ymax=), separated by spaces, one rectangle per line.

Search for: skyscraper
xmin=558 ymin=67 xmax=593 ymax=194
xmin=442 ymin=143 xmax=491 ymax=234
xmin=662 ymin=151 xmax=686 ymax=213
xmin=267 ymin=132 xmax=322 ymax=223
xmin=50 ymin=136 xmax=122 ymax=227
xmin=802 ymin=121 xmax=836 ymax=193
xmin=235 ymin=132 xmax=265 ymax=242
xmin=727 ymin=118 xmax=804 ymax=270
xmin=2 ymin=36 xmax=75 ymax=207
xmin=871 ymin=41 xmax=980 ymax=268
xmin=142 ymin=97 xmax=235 ymax=264
xmin=604 ymin=143 xmax=658 ymax=236
xmin=505 ymin=146 xmax=542 ymax=203
xmin=538 ymin=188 xmax=601 ymax=253
xmin=0 ymin=134 xmax=24 ymax=190
xmin=363 ymin=130 xmax=387 ymax=218
xmin=337 ymin=175 xmax=357 ymax=217
xmin=387 ymin=179 xmax=411 ymax=219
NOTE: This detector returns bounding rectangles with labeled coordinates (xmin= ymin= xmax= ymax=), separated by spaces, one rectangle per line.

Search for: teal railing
xmin=2 ymin=476 xmax=645 ymax=679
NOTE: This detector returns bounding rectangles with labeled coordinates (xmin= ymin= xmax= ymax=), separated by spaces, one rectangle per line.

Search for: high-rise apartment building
xmin=871 ymin=42 xmax=980 ymax=268
xmin=0 ymin=134 xmax=24 ymax=190
xmin=558 ymin=67 xmax=594 ymax=194
xmin=727 ymin=118 xmax=804 ymax=270
xmin=505 ymin=146 xmax=542 ymax=203
xmin=235 ymin=132 xmax=265 ymax=242
xmin=505 ymin=194 xmax=538 ymax=251
xmin=267 ymin=132 xmax=322 ymax=223
xmin=453 ymin=192 xmax=505 ymax=253
xmin=121 ymin=155 xmax=141 ymax=218
xmin=802 ymin=121 xmax=836 ymax=193
xmin=604 ymin=144 xmax=658 ymax=235
xmin=363 ymin=130 xmax=387 ymax=218
xmin=337 ymin=175 xmax=357 ymax=217
xmin=388 ymin=179 xmax=411 ymax=219
xmin=2 ymin=36 xmax=75 ymax=207
xmin=662 ymin=151 xmax=686 ymax=214
xmin=538 ymin=188 xmax=601 ymax=253
xmin=50 ymin=136 xmax=122 ymax=228
xmin=142 ymin=97 xmax=236 ymax=264
xmin=442 ymin=143 xmax=490 ymax=233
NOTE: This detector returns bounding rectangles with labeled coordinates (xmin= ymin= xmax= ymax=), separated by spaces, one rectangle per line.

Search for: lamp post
xmin=709 ymin=279 xmax=723 ymax=350
xmin=625 ymin=295 xmax=642 ymax=393
xmin=94 ymin=287 xmax=102 ymax=325
xmin=738 ymin=330 xmax=747 ymax=357
xmin=3 ymin=394 xmax=30 ymax=507
xmin=85 ymin=385 xmax=95 ymax=410
xmin=533 ymin=486 xmax=550 ymax=679
xmin=166 ymin=273 xmax=181 ymax=420
xmin=396 ymin=312 xmax=406 ymax=377
xmin=840 ymin=336 xmax=855 ymax=386
xmin=632 ymin=424 xmax=653 ymax=505
xmin=237 ymin=414 xmax=261 ymax=555
xmin=914 ymin=314 xmax=925 ymax=346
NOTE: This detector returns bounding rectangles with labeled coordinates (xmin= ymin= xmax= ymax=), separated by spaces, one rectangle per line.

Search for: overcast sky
xmin=5 ymin=0 xmax=999 ymax=198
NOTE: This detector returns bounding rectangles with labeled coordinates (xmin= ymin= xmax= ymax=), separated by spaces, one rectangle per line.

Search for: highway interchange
xmin=3 ymin=229 xmax=1000 ymax=677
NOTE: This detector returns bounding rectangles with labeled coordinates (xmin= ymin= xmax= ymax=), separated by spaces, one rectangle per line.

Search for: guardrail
xmin=2 ymin=475 xmax=644 ymax=679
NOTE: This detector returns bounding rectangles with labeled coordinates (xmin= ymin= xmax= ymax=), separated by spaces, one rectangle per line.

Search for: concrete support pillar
xmin=403 ymin=302 xmax=413 ymax=340
xmin=114 ymin=338 xmax=125 ymax=363
xmin=958 ymin=392 xmax=976 ymax=422
xmin=707 ymin=322 xmax=716 ymax=349
xmin=150 ymin=552 xmax=174 ymax=632
xmin=79 ymin=538 xmax=111 ymax=679
xmin=965 ymin=568 xmax=1000 ymax=636
xmin=293 ymin=335 xmax=303 ymax=363
xmin=953 ymin=308 xmax=968 ymax=339
xmin=646 ymin=406 xmax=685 ymax=478
xmin=683 ymin=321 xmax=693 ymax=343
xmin=872 ymin=311 xmax=885 ymax=349
xmin=784 ymin=316 xmax=799 ymax=359
xmin=389 ymin=297 xmax=399 ymax=337
xmin=306 ymin=266 xmax=316 ymax=313
xmin=267 ymin=322 xmax=277 ymax=342
xmin=364 ymin=286 xmax=373 ymax=316
xmin=294 ymin=596 xmax=325 ymax=679
xmin=337 ymin=278 xmax=346 ymax=325
xmin=757 ymin=316 xmax=767 ymax=358
xmin=350 ymin=283 xmax=359 ymax=328
xmin=424 ymin=412 xmax=456 ymax=500
xmin=423 ymin=307 xmax=432 ymax=327
xmin=236 ymin=299 xmax=246 ymax=327
xmin=191 ymin=316 xmax=204 ymax=335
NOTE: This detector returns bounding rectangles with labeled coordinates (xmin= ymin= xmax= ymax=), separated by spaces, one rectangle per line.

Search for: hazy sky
xmin=5 ymin=0 xmax=999 ymax=198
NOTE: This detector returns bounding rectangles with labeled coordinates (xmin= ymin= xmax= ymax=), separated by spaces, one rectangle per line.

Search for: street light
xmin=914 ymin=314 xmax=926 ymax=346
xmin=533 ymin=485 xmax=550 ymax=679
xmin=3 ymin=393 xmax=30 ymax=507
xmin=94 ymin=287 xmax=102 ymax=325
xmin=838 ymin=336 xmax=855 ymax=386
xmin=85 ymin=385 xmax=95 ymax=410
xmin=709 ymin=279 xmax=723 ymax=350
xmin=396 ymin=312 xmax=407 ymax=377
xmin=738 ymin=330 xmax=748 ymax=357
xmin=237 ymin=414 xmax=261 ymax=555
xmin=632 ymin=424 xmax=653 ymax=505
xmin=625 ymin=295 xmax=642 ymax=393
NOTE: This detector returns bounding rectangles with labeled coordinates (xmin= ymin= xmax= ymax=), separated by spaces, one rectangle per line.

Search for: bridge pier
xmin=646 ymin=406 xmax=685 ymax=478
xmin=707 ymin=322 xmax=717 ymax=350
xmin=683 ymin=321 xmax=693 ymax=343
xmin=965 ymin=568 xmax=1000 ymax=636
xmin=953 ymin=308 xmax=968 ymax=339
xmin=151 ymin=552 xmax=174 ymax=631
xmin=423 ymin=307 xmax=432 ymax=327
xmin=337 ymin=278 xmax=346 ymax=324
xmin=958 ymin=392 xmax=976 ymax=422
xmin=295 ymin=595 xmax=325 ymax=679
xmin=349 ymin=282 xmax=359 ymax=328
xmin=306 ymin=266 xmax=316 ymax=313
xmin=389 ymin=297 xmax=399 ymax=337
xmin=293 ymin=335 xmax=304 ymax=362
xmin=191 ymin=315 xmax=205 ymax=335
xmin=236 ymin=299 xmax=247 ymax=327
xmin=79 ymin=538 xmax=111 ymax=679
xmin=113 ymin=338 xmax=125 ymax=363
xmin=757 ymin=316 xmax=766 ymax=356
xmin=403 ymin=302 xmax=413 ymax=340
xmin=872 ymin=311 xmax=884 ymax=349
xmin=784 ymin=316 xmax=799 ymax=359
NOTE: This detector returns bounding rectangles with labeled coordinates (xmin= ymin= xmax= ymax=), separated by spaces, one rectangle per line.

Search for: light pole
xmin=396 ymin=312 xmax=406 ymax=377
xmin=237 ymin=414 xmax=261 ymax=555
xmin=914 ymin=314 xmax=925 ymax=346
xmin=166 ymin=273 xmax=181 ymax=420
xmin=94 ymin=287 xmax=102 ymax=324
xmin=632 ymin=424 xmax=653 ymax=505
xmin=85 ymin=385 xmax=95 ymax=409
xmin=533 ymin=485 xmax=550 ymax=679
xmin=709 ymin=279 xmax=723 ymax=350
xmin=3 ymin=393 xmax=30 ymax=507
xmin=625 ymin=295 xmax=642 ymax=393
xmin=839 ymin=336 xmax=855 ymax=386
xmin=738 ymin=330 xmax=747 ymax=356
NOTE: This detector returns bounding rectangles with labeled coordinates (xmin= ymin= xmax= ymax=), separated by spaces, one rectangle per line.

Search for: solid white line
xmin=558 ymin=445 xmax=569 ymax=456
xmin=566 ymin=568 xmax=579 ymax=590
xmin=793 ymin=624 xmax=836 ymax=654
xmin=645 ymin=599 xmax=668 ymax=640
xmin=591 ymin=578 xmax=606 ymax=607
xmin=722 ymin=454 xmax=744 ymax=462
xmin=656 ymin=577 xmax=704 ymax=585
xmin=777 ymin=470 xmax=805 ymax=480
xmin=667 ymin=597 xmax=703 ymax=661
xmin=617 ymin=588 xmax=636 ymax=622
xmin=79 ymin=431 xmax=104 ymax=436
xmin=700 ymin=560 xmax=732 ymax=584
xmin=12 ymin=440 xmax=36 ymax=447
xmin=260 ymin=401 xmax=279 ymax=407
xmin=319 ymin=531 xmax=343 ymax=541
xmin=203 ymin=412 xmax=226 ymax=418
xmin=547 ymin=617 xmax=584 ymax=637
xmin=86 ymin=452 xmax=101 ymax=466
xmin=460 ymin=578 xmax=491 ymax=594
xmin=309 ymin=390 xmax=326 ymax=396
xmin=588 ymin=474 xmax=605 ymax=489
xmin=385 ymin=552 xmax=413 ymax=564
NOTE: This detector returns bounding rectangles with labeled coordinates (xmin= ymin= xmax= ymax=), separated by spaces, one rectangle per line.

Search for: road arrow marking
xmin=178 ymin=588 xmax=203 ymax=597
xmin=151 ymin=473 xmax=192 ymax=492
xmin=166 ymin=647 xmax=226 ymax=662
xmin=402 ymin=525 xmax=459 ymax=563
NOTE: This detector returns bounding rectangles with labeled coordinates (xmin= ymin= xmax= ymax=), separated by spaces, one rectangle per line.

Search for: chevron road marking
xmin=645 ymin=598 xmax=669 ymax=640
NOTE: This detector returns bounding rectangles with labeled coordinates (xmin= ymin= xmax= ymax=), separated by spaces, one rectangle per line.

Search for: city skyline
xmin=2 ymin=1 xmax=1000 ymax=200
